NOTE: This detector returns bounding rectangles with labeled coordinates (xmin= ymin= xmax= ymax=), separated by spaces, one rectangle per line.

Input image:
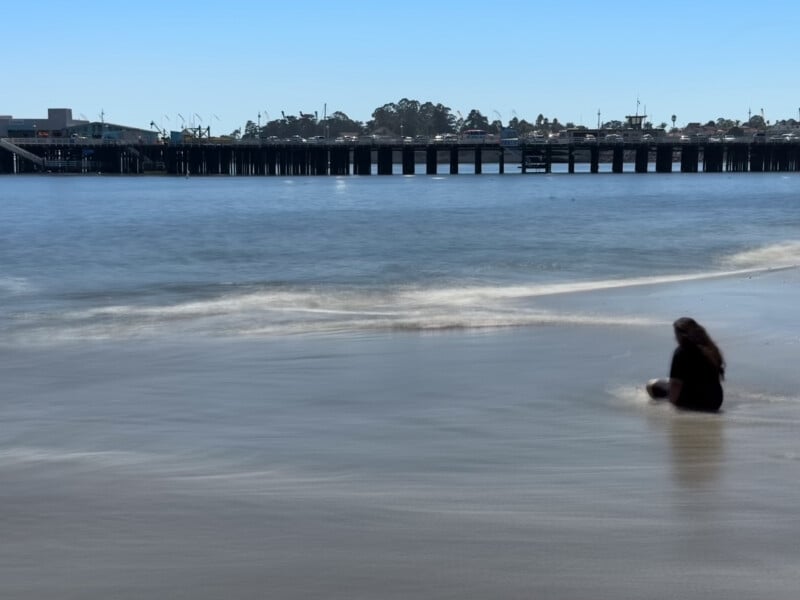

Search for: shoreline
xmin=2 ymin=269 xmax=800 ymax=598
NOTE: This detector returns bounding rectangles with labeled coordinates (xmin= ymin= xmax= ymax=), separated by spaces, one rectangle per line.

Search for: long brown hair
xmin=673 ymin=317 xmax=725 ymax=380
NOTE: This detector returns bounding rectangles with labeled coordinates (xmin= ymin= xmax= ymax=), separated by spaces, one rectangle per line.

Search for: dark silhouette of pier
xmin=1 ymin=138 xmax=799 ymax=175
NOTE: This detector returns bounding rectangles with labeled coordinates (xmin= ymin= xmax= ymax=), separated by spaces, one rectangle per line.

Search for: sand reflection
xmin=668 ymin=412 xmax=724 ymax=488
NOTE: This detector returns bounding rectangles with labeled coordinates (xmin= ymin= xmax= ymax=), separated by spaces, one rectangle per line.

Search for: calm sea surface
xmin=1 ymin=173 xmax=799 ymax=341
xmin=1 ymin=173 xmax=799 ymax=599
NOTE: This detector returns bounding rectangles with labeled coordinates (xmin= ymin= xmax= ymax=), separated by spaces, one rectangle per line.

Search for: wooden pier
xmin=2 ymin=138 xmax=799 ymax=176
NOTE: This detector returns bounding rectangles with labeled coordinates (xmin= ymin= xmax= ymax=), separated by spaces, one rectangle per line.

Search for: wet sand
xmin=1 ymin=269 xmax=799 ymax=599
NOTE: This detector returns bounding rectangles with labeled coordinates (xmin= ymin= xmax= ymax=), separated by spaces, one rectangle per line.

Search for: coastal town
xmin=2 ymin=106 xmax=799 ymax=176
xmin=2 ymin=104 xmax=799 ymax=146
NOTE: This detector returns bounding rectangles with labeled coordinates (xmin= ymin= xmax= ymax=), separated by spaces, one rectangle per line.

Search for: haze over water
xmin=1 ymin=173 xmax=799 ymax=599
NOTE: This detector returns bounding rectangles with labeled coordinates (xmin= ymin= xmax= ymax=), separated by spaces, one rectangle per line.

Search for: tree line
xmin=230 ymin=98 xmax=798 ymax=140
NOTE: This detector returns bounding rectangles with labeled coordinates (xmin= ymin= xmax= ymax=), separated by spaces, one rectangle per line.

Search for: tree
xmin=463 ymin=109 xmax=490 ymax=131
xmin=518 ymin=119 xmax=535 ymax=135
xmin=748 ymin=115 xmax=766 ymax=129
xmin=242 ymin=120 xmax=261 ymax=140
xmin=396 ymin=98 xmax=421 ymax=137
xmin=369 ymin=102 xmax=399 ymax=134
xmin=325 ymin=111 xmax=364 ymax=137
xmin=367 ymin=98 xmax=457 ymax=137
xmin=419 ymin=102 xmax=456 ymax=134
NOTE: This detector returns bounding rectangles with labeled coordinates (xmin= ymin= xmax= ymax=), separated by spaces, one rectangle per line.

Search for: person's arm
xmin=668 ymin=378 xmax=683 ymax=406
xmin=668 ymin=347 xmax=685 ymax=406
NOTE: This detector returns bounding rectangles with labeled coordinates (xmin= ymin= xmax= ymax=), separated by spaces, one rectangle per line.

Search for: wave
xmin=0 ymin=277 xmax=33 ymax=295
xmin=721 ymin=240 xmax=800 ymax=269
xmin=6 ymin=241 xmax=797 ymax=342
xmin=0 ymin=446 xmax=149 ymax=468
xmin=10 ymin=284 xmax=662 ymax=343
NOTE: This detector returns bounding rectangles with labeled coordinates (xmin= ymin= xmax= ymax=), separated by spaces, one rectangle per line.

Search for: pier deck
xmin=1 ymin=138 xmax=798 ymax=175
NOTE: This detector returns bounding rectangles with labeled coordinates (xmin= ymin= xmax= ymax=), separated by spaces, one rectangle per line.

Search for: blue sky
xmin=3 ymin=0 xmax=798 ymax=135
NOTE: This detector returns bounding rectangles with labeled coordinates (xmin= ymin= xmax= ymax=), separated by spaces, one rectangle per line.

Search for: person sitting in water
xmin=646 ymin=317 xmax=725 ymax=412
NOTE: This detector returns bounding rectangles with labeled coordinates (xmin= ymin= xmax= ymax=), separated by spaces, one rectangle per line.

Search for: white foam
xmin=15 ymin=247 xmax=798 ymax=343
xmin=0 ymin=446 xmax=149 ymax=468
xmin=0 ymin=276 xmax=32 ymax=294
xmin=607 ymin=383 xmax=664 ymax=410
xmin=721 ymin=241 xmax=800 ymax=269
xmin=401 ymin=267 xmax=794 ymax=307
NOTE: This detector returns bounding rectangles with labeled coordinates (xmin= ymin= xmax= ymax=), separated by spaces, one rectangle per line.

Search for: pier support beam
xmin=634 ymin=145 xmax=648 ymax=173
xmin=354 ymin=146 xmax=372 ymax=175
xmin=612 ymin=146 xmax=624 ymax=173
xmin=402 ymin=147 xmax=415 ymax=175
xmin=377 ymin=147 xmax=393 ymax=175
xmin=449 ymin=146 xmax=458 ymax=174
xmin=590 ymin=146 xmax=599 ymax=173
xmin=568 ymin=146 xmax=575 ymax=174
xmin=655 ymin=145 xmax=673 ymax=173
xmin=680 ymin=144 xmax=699 ymax=173
xmin=426 ymin=147 xmax=437 ymax=175
xmin=703 ymin=144 xmax=724 ymax=172
xmin=725 ymin=144 xmax=747 ymax=172
xmin=474 ymin=147 xmax=482 ymax=174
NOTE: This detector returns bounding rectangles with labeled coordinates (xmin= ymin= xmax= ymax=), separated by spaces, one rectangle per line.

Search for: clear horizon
xmin=4 ymin=0 xmax=798 ymax=136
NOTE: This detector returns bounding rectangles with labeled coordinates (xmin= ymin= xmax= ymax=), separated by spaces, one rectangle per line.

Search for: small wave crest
xmin=9 ymin=248 xmax=796 ymax=342
xmin=9 ymin=280 xmax=665 ymax=342
xmin=0 ymin=446 xmax=148 ymax=468
xmin=721 ymin=241 xmax=800 ymax=269
xmin=0 ymin=277 xmax=33 ymax=295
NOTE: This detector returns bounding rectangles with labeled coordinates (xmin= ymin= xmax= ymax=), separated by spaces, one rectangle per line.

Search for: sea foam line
xmin=400 ymin=265 xmax=796 ymax=305
xmin=722 ymin=241 xmax=800 ymax=269
xmin=57 ymin=262 xmax=795 ymax=324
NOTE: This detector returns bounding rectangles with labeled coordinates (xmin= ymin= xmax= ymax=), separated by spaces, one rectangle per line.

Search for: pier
xmin=1 ymin=138 xmax=799 ymax=175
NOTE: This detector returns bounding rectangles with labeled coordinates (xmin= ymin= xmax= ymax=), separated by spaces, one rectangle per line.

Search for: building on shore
xmin=0 ymin=108 xmax=158 ymax=143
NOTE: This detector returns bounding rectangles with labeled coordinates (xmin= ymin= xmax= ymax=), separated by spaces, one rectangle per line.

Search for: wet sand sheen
xmin=1 ymin=271 xmax=799 ymax=599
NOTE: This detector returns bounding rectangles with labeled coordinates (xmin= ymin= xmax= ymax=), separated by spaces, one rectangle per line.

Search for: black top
xmin=670 ymin=345 xmax=723 ymax=412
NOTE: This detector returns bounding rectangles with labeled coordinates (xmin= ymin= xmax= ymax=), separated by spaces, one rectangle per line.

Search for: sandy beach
xmin=1 ymin=266 xmax=799 ymax=599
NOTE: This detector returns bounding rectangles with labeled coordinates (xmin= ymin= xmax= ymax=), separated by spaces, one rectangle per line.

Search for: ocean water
xmin=2 ymin=173 xmax=799 ymax=342
xmin=1 ymin=173 xmax=800 ymax=599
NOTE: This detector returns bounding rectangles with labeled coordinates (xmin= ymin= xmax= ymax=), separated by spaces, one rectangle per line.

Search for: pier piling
xmin=3 ymin=139 xmax=800 ymax=178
